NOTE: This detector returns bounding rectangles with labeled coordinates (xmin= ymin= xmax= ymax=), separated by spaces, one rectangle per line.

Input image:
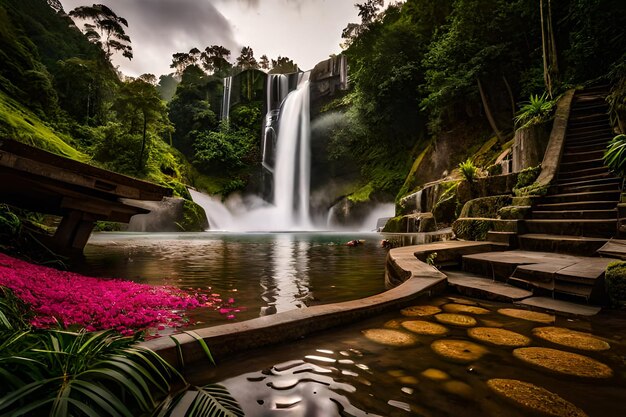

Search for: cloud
xmin=61 ymin=0 xmax=240 ymax=76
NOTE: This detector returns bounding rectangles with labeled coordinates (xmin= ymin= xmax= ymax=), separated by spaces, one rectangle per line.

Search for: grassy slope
xmin=0 ymin=90 xmax=88 ymax=161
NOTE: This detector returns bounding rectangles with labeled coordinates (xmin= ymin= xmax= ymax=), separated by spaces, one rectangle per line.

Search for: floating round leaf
xmin=442 ymin=303 xmax=490 ymax=315
xmin=487 ymin=379 xmax=588 ymax=417
xmin=435 ymin=313 xmax=477 ymax=327
xmin=498 ymin=308 xmax=554 ymax=323
xmin=383 ymin=319 xmax=403 ymax=329
xmin=431 ymin=339 xmax=488 ymax=363
xmin=401 ymin=305 xmax=441 ymax=317
xmin=442 ymin=380 xmax=473 ymax=399
xmin=513 ymin=347 xmax=613 ymax=378
xmin=401 ymin=320 xmax=448 ymax=336
xmin=362 ymin=329 xmax=419 ymax=347
xmin=468 ymin=327 xmax=531 ymax=347
xmin=532 ymin=327 xmax=610 ymax=351
xmin=421 ymin=368 xmax=450 ymax=381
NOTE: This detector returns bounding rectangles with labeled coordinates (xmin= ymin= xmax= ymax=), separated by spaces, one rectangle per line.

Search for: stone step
xmin=534 ymin=200 xmax=618 ymax=211
xmin=566 ymin=135 xmax=612 ymax=145
xmin=567 ymin=124 xmax=612 ymax=135
xmin=524 ymin=219 xmax=617 ymax=238
xmin=555 ymin=176 xmax=621 ymax=189
xmin=568 ymin=121 xmax=611 ymax=131
xmin=514 ymin=297 xmax=601 ymax=317
xmin=556 ymin=172 xmax=616 ymax=185
xmin=445 ymin=270 xmax=533 ymax=303
xmin=566 ymin=142 xmax=611 ymax=153
xmin=557 ymin=166 xmax=610 ymax=181
xmin=518 ymin=234 xmax=608 ymax=256
xmin=532 ymin=209 xmax=617 ymax=220
xmin=552 ymin=281 xmax=594 ymax=300
xmin=568 ymin=113 xmax=610 ymax=124
xmin=569 ymin=103 xmax=609 ymax=113
xmin=486 ymin=231 xmax=517 ymax=246
xmin=554 ymin=181 xmax=620 ymax=194
xmin=560 ymin=149 xmax=605 ymax=163
xmin=554 ymin=257 xmax=612 ymax=284
xmin=541 ymin=190 xmax=620 ymax=204
xmin=559 ymin=158 xmax=607 ymax=172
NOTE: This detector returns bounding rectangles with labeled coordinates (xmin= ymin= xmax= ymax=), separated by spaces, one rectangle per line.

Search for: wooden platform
xmin=0 ymin=139 xmax=171 ymax=254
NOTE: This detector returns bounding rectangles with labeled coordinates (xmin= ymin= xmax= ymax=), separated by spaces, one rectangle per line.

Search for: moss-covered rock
xmin=382 ymin=212 xmax=436 ymax=233
xmin=511 ymin=196 xmax=536 ymax=206
xmin=178 ymin=199 xmax=209 ymax=232
xmin=498 ymin=205 xmax=531 ymax=220
xmin=459 ymin=195 xmax=512 ymax=219
xmin=605 ymin=261 xmax=626 ymax=307
xmin=93 ymin=221 xmax=124 ymax=232
xmin=514 ymin=165 xmax=542 ymax=190
xmin=452 ymin=218 xmax=494 ymax=241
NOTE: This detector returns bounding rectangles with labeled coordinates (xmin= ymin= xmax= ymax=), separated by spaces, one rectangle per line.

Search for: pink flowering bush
xmin=0 ymin=253 xmax=235 ymax=334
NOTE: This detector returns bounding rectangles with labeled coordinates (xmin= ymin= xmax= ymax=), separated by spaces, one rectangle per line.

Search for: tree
xmin=139 ymin=73 xmax=157 ymax=85
xmin=69 ymin=4 xmax=133 ymax=60
xmin=157 ymin=74 xmax=179 ymax=101
xmin=112 ymin=79 xmax=169 ymax=169
xmin=269 ymin=56 xmax=298 ymax=74
xmin=341 ymin=0 xmax=385 ymax=47
xmin=236 ymin=46 xmax=258 ymax=70
xmin=259 ymin=54 xmax=270 ymax=70
xmin=201 ymin=45 xmax=232 ymax=76
xmin=170 ymin=48 xmax=202 ymax=76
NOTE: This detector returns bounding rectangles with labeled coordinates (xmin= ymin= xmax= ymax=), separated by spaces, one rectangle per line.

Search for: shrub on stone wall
xmin=605 ymin=261 xmax=626 ymax=307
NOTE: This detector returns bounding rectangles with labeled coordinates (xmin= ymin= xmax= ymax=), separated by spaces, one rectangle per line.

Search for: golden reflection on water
xmin=192 ymin=295 xmax=626 ymax=417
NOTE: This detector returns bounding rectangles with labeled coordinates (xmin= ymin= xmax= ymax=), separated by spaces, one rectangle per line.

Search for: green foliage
xmin=459 ymin=195 xmax=512 ymax=219
xmin=425 ymin=252 xmax=438 ymax=266
xmin=514 ymin=165 xmax=542 ymax=189
xmin=514 ymin=93 xmax=555 ymax=128
xmin=458 ymin=158 xmax=478 ymax=183
xmin=0 ymin=288 xmax=244 ymax=417
xmin=452 ymin=218 xmax=494 ymax=241
xmin=604 ymin=134 xmax=626 ymax=177
xmin=192 ymin=121 xmax=257 ymax=172
xmin=348 ymin=183 xmax=374 ymax=203
xmin=177 ymin=199 xmax=208 ymax=232
xmin=605 ymin=261 xmax=626 ymax=307
xmin=0 ymin=204 xmax=21 ymax=239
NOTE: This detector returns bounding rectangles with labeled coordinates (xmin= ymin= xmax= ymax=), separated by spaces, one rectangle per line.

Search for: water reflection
xmin=261 ymin=234 xmax=311 ymax=315
xmin=75 ymin=232 xmax=387 ymax=326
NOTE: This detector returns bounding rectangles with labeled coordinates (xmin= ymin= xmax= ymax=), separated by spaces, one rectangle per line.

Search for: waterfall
xmin=262 ymin=74 xmax=289 ymax=173
xmin=273 ymin=78 xmax=311 ymax=227
xmin=221 ymin=76 xmax=233 ymax=120
xmin=188 ymin=189 xmax=233 ymax=230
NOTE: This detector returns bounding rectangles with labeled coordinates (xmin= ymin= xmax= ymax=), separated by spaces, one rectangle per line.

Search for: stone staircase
xmin=518 ymin=86 xmax=622 ymax=256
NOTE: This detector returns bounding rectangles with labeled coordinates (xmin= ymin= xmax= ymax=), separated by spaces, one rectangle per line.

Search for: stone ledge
xmin=143 ymin=246 xmax=447 ymax=367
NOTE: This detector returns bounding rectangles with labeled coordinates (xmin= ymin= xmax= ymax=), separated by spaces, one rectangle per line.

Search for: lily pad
xmin=468 ymin=327 xmax=531 ymax=347
xmin=431 ymin=339 xmax=488 ymax=363
xmin=498 ymin=308 xmax=554 ymax=323
xmin=442 ymin=380 xmax=473 ymax=399
xmin=532 ymin=327 xmax=610 ymax=351
xmin=442 ymin=303 xmax=490 ymax=315
xmin=401 ymin=305 xmax=441 ymax=317
xmin=513 ymin=347 xmax=613 ymax=378
xmin=488 ymin=379 xmax=588 ymax=417
xmin=435 ymin=313 xmax=477 ymax=327
xmin=421 ymin=368 xmax=450 ymax=381
xmin=362 ymin=329 xmax=419 ymax=347
xmin=401 ymin=320 xmax=449 ymax=336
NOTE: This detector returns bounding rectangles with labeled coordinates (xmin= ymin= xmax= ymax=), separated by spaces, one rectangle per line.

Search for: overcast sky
xmin=58 ymin=0 xmax=366 ymax=77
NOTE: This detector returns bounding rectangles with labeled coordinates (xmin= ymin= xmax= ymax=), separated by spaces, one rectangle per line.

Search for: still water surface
xmin=76 ymin=232 xmax=389 ymax=326
xmin=189 ymin=295 xmax=626 ymax=417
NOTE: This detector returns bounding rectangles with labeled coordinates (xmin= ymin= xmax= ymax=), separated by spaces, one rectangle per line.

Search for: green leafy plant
xmin=458 ymin=158 xmax=478 ymax=183
xmin=514 ymin=93 xmax=555 ymax=128
xmin=604 ymin=134 xmax=626 ymax=177
xmin=425 ymin=252 xmax=438 ymax=266
xmin=0 ymin=286 xmax=244 ymax=417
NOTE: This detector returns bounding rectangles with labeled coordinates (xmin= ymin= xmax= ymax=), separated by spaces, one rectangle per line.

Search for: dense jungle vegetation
xmin=0 ymin=0 xmax=625 ymax=208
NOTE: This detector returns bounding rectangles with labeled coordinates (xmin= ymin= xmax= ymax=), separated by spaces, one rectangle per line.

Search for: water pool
xmin=186 ymin=294 xmax=626 ymax=417
xmin=76 ymin=232 xmax=390 ymax=326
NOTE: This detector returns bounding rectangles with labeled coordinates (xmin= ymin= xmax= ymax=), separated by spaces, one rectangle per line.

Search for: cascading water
xmin=273 ymin=77 xmax=311 ymax=228
xmin=221 ymin=76 xmax=233 ymax=120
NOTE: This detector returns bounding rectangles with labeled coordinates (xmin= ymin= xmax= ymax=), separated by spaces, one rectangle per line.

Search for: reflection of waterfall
xmin=260 ymin=234 xmax=310 ymax=316
xmin=221 ymin=76 xmax=232 ymax=120
xmin=274 ymin=77 xmax=311 ymax=227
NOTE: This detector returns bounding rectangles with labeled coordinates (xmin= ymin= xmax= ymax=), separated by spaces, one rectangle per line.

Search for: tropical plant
xmin=604 ymin=134 xmax=626 ymax=177
xmin=514 ymin=93 xmax=555 ymax=128
xmin=458 ymin=158 xmax=478 ymax=183
xmin=0 ymin=286 xmax=244 ymax=417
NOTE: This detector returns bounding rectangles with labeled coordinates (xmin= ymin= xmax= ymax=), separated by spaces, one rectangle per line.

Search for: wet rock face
xmin=127 ymin=197 xmax=209 ymax=232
